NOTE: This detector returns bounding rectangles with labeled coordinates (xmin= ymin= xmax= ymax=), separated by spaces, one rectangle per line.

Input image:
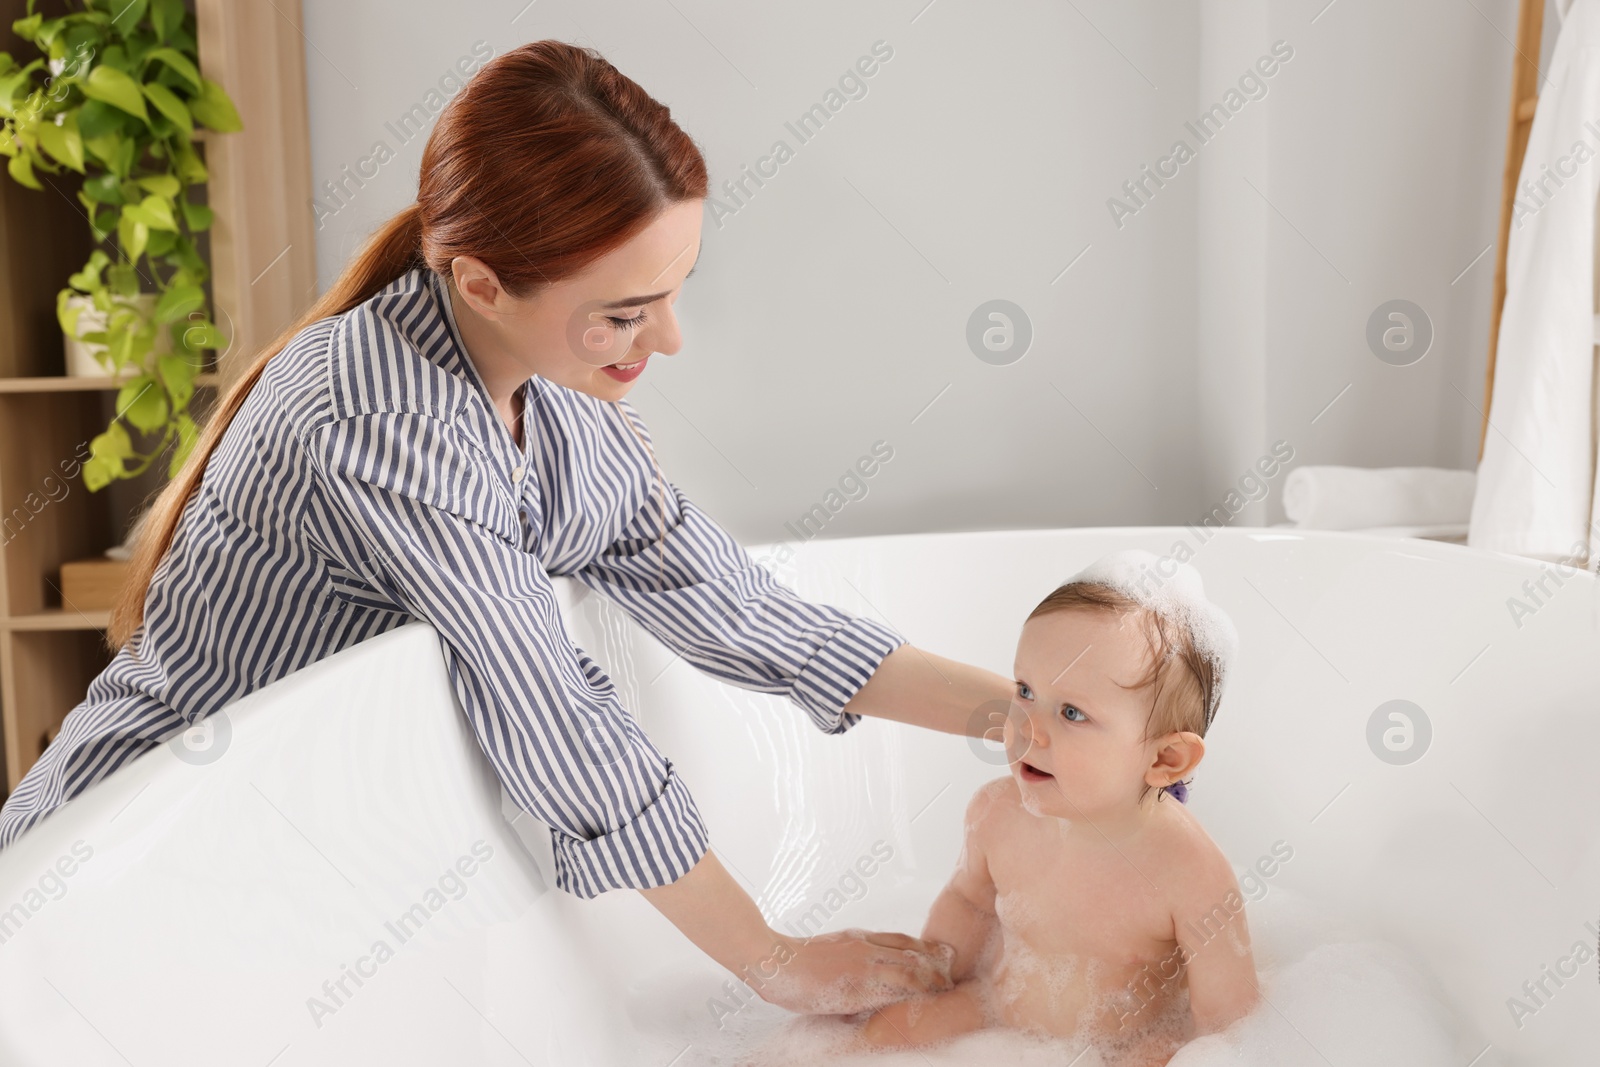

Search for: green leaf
xmin=82 ymin=453 xmax=116 ymax=491
xmin=7 ymin=151 xmax=41 ymax=189
xmin=157 ymin=352 xmax=197 ymax=406
xmin=81 ymin=171 xmax=122 ymax=203
xmin=145 ymin=228 xmax=175 ymax=256
xmin=139 ymin=81 xmax=191 ymax=137
xmin=57 ymin=287 xmax=82 ymax=336
xmin=107 ymin=0 xmax=149 ymax=32
xmin=180 ymin=199 xmax=210 ymax=231
xmin=0 ymin=64 xmax=38 ymax=112
xmin=170 ymin=136 xmax=206 ymax=183
xmin=153 ymin=282 xmax=201 ymax=323
xmin=83 ymin=131 xmax=121 ymax=170
xmin=109 ymin=135 xmax=136 ymax=177
xmin=168 ymin=412 xmax=198 ymax=477
xmin=11 ymin=14 xmax=42 ymax=42
xmin=106 ymin=312 xmax=153 ymax=371
xmin=33 ymin=111 xmax=83 ymax=172
xmin=82 ymin=65 xmax=148 ymax=121
xmin=166 ymin=237 xmax=203 ymax=274
xmin=188 ymin=78 xmax=240 ymax=132
xmin=106 ymin=262 xmax=139 ymax=297
xmin=179 ymin=317 xmax=225 ymax=350
xmin=35 ymin=17 xmax=67 ymax=51
xmin=145 ymin=47 xmax=199 ymax=92
xmin=117 ymin=211 xmax=147 ymax=261
xmin=150 ymin=0 xmax=183 ymax=42
xmin=93 ymin=419 xmax=133 ymax=460
xmin=134 ymin=172 xmax=179 ymax=198
xmin=105 ymin=321 xmax=132 ymax=368
xmin=124 ymin=192 xmax=176 ymax=230
xmin=119 ymin=374 xmax=168 ymax=432
xmin=67 ymin=249 xmax=110 ymax=291
xmin=77 ymin=99 xmax=125 ymax=140
xmin=61 ymin=26 xmax=101 ymax=62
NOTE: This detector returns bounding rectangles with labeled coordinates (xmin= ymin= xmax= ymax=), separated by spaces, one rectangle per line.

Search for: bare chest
xmin=987 ymin=825 xmax=1177 ymax=964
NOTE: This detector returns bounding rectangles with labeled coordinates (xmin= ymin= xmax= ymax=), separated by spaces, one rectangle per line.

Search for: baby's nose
xmin=1019 ymin=707 xmax=1049 ymax=746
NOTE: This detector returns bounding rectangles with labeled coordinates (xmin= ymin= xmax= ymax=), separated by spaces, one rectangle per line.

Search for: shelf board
xmin=4 ymin=608 xmax=112 ymax=632
xmin=0 ymin=373 xmax=222 ymax=394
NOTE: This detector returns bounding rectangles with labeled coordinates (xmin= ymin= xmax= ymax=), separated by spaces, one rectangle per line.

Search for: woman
xmin=0 ymin=40 xmax=1011 ymax=1014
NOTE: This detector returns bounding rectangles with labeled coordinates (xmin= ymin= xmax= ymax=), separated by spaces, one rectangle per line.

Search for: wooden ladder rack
xmin=1480 ymin=0 xmax=1550 ymax=461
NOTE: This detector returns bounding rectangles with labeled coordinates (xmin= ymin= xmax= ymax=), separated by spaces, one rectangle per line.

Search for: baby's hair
xmin=1026 ymin=581 xmax=1221 ymax=804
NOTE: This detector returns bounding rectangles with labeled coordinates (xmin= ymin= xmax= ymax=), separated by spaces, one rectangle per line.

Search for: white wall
xmin=300 ymin=0 xmax=1517 ymax=544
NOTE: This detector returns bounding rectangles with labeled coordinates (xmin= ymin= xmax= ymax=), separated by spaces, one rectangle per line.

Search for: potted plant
xmin=0 ymin=0 xmax=241 ymax=489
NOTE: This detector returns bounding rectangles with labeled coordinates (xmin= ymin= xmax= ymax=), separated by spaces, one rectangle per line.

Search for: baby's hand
xmin=752 ymin=929 xmax=956 ymax=1014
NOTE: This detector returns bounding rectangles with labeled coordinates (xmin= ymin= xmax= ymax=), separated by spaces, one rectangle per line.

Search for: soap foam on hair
xmin=1065 ymin=548 xmax=1239 ymax=722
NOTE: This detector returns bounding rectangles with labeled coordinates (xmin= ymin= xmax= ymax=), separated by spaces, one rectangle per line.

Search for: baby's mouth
xmin=1017 ymin=760 xmax=1054 ymax=782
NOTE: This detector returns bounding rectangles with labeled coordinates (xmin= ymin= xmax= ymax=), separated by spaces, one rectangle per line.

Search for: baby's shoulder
xmin=961 ymin=775 xmax=1026 ymax=831
xmin=1151 ymin=808 xmax=1243 ymax=911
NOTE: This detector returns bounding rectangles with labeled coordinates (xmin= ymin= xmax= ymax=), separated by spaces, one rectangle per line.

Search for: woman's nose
xmin=642 ymin=300 xmax=683 ymax=356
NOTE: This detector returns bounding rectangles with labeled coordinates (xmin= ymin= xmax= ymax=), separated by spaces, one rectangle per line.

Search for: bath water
xmin=666 ymin=883 xmax=1500 ymax=1067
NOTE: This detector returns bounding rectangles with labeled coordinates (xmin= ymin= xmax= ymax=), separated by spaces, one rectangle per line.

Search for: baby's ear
xmin=1147 ymin=731 xmax=1205 ymax=786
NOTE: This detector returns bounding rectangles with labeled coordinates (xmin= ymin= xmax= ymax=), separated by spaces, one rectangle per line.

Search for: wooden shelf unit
xmin=0 ymin=373 xmax=221 ymax=394
xmin=0 ymin=0 xmax=316 ymax=795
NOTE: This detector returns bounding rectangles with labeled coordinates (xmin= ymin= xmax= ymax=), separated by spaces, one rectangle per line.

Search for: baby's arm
xmin=919 ymin=781 xmax=1002 ymax=981
xmin=1171 ymin=850 xmax=1260 ymax=1036
xmin=858 ymin=782 xmax=1004 ymax=1051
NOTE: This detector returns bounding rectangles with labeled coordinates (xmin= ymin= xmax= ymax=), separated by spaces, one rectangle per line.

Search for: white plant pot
xmin=63 ymin=292 xmax=174 ymax=378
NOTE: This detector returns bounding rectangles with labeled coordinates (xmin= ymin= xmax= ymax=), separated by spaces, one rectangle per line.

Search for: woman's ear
xmin=450 ymin=255 xmax=510 ymax=319
xmin=1146 ymin=730 xmax=1205 ymax=789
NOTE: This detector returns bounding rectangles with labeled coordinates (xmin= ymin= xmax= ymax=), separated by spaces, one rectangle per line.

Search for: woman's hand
xmin=639 ymin=850 xmax=954 ymax=1014
xmin=746 ymin=929 xmax=957 ymax=1015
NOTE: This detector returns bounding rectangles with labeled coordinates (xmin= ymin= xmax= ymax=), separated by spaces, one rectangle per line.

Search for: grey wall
xmin=300 ymin=0 xmax=1518 ymax=547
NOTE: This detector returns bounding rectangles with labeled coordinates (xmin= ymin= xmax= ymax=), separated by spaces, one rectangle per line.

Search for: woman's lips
xmin=600 ymin=355 xmax=648 ymax=382
xmin=1018 ymin=760 xmax=1053 ymax=782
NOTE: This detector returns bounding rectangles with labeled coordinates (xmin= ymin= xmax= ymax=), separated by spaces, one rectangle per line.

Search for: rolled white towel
xmin=1282 ymin=466 xmax=1476 ymax=531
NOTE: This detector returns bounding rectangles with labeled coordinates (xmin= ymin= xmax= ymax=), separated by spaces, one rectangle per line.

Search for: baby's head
xmin=1003 ymin=549 xmax=1238 ymax=821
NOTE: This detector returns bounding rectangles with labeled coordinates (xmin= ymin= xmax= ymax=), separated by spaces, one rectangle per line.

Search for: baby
xmin=856 ymin=549 xmax=1260 ymax=1065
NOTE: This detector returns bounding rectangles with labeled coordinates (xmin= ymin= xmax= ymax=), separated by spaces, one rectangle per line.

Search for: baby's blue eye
xmin=1060 ymin=705 xmax=1087 ymax=723
xmin=1016 ymin=682 xmax=1033 ymax=700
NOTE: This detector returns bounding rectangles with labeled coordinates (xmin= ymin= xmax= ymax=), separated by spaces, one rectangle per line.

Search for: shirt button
xmin=511 ymin=465 xmax=525 ymax=483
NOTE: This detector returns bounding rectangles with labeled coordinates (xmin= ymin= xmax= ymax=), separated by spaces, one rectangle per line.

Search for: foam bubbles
xmin=683 ymin=885 xmax=1498 ymax=1067
xmin=1065 ymin=548 xmax=1239 ymax=723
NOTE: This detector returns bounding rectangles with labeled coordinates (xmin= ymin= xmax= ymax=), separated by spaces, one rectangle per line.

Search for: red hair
xmin=108 ymin=40 xmax=708 ymax=650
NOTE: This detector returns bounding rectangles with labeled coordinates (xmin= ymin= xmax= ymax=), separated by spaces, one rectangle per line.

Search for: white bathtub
xmin=0 ymin=527 xmax=1595 ymax=1065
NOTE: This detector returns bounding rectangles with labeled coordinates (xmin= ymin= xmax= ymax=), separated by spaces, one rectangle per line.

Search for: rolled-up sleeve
xmin=572 ymin=463 xmax=908 ymax=735
xmin=306 ymin=411 xmax=708 ymax=899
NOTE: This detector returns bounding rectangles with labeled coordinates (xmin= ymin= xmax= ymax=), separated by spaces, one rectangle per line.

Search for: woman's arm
xmin=842 ymin=643 xmax=1014 ymax=738
xmin=639 ymin=849 xmax=955 ymax=1013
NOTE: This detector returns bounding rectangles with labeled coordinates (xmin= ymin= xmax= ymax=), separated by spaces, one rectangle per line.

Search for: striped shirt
xmin=0 ymin=266 xmax=907 ymax=897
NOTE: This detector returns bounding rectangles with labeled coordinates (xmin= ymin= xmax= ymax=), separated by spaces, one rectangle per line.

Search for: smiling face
xmin=1004 ymin=606 xmax=1202 ymax=823
xmin=445 ymin=198 xmax=703 ymax=401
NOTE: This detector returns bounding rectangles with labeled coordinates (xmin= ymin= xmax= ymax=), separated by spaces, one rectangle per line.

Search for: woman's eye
xmin=606 ymin=308 xmax=649 ymax=330
xmin=1061 ymin=705 xmax=1086 ymax=723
